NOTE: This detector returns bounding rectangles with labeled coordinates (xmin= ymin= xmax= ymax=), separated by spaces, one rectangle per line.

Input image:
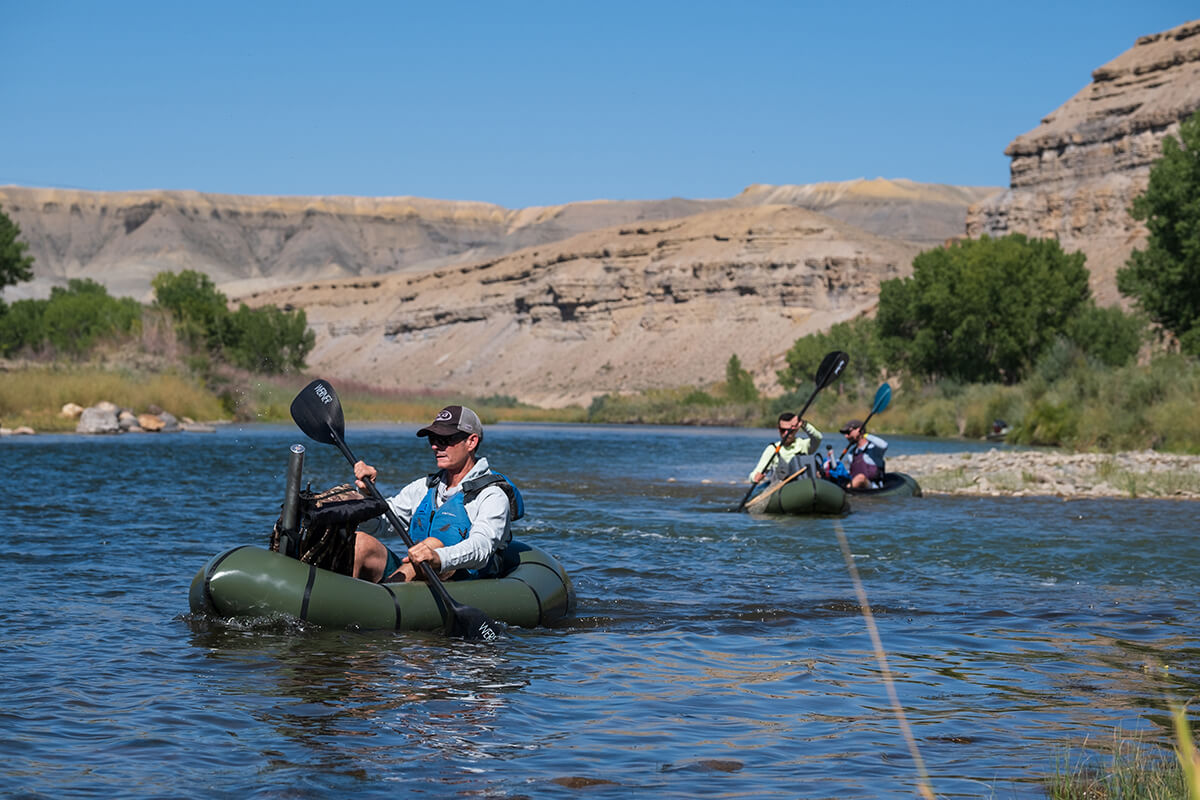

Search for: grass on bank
xmin=1046 ymin=706 xmax=1200 ymax=800
xmin=0 ymin=366 xmax=228 ymax=431
xmin=3 ymin=352 xmax=1199 ymax=454
xmin=588 ymin=353 xmax=1200 ymax=454
xmin=0 ymin=365 xmax=587 ymax=432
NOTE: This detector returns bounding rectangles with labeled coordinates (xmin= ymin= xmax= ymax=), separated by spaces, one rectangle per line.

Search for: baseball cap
xmin=839 ymin=419 xmax=863 ymax=434
xmin=417 ymin=405 xmax=483 ymax=438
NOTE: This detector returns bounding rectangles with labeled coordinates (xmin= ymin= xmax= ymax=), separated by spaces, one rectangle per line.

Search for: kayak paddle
xmin=290 ymin=378 xmax=501 ymax=642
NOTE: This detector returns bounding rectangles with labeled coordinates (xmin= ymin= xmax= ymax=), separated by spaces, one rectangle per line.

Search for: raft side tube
xmin=189 ymin=540 xmax=574 ymax=631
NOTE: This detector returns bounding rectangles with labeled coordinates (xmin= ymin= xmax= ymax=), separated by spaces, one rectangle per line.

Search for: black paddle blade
xmin=290 ymin=379 xmax=345 ymax=445
xmin=815 ymin=350 xmax=849 ymax=389
xmin=445 ymin=601 xmax=503 ymax=642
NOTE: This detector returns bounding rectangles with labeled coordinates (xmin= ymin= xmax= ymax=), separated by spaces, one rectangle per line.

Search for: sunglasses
xmin=428 ymin=432 xmax=469 ymax=448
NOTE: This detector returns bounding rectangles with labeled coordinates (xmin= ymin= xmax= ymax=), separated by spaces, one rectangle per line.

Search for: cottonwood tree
xmin=0 ymin=205 xmax=34 ymax=298
xmin=1117 ymin=110 xmax=1200 ymax=355
xmin=875 ymin=234 xmax=1090 ymax=384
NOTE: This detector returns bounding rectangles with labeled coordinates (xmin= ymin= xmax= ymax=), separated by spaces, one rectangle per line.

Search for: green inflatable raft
xmin=746 ymin=472 xmax=850 ymax=515
xmin=845 ymin=471 xmax=922 ymax=499
xmin=746 ymin=470 xmax=922 ymax=515
xmin=189 ymin=540 xmax=575 ymax=631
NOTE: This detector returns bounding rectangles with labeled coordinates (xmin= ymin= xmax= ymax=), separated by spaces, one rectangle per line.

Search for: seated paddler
xmin=350 ymin=404 xmax=521 ymax=583
xmin=749 ymin=412 xmax=823 ymax=486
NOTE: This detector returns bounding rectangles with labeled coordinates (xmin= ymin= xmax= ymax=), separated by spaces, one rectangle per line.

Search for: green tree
xmin=41 ymin=279 xmax=142 ymax=356
xmin=876 ymin=234 xmax=1090 ymax=384
xmin=0 ymin=298 xmax=47 ymax=355
xmin=779 ymin=316 xmax=880 ymax=391
xmin=0 ymin=279 xmax=141 ymax=357
xmin=1116 ymin=110 xmax=1200 ymax=355
xmin=723 ymin=354 xmax=758 ymax=402
xmin=1063 ymin=304 xmax=1145 ymax=368
xmin=0 ymin=205 xmax=34 ymax=297
xmin=152 ymin=269 xmax=230 ymax=348
xmin=222 ymin=303 xmax=315 ymax=374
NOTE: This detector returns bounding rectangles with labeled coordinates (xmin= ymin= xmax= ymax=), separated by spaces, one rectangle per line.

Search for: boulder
xmin=60 ymin=402 xmax=85 ymax=419
xmin=137 ymin=413 xmax=165 ymax=432
xmin=77 ymin=405 xmax=120 ymax=434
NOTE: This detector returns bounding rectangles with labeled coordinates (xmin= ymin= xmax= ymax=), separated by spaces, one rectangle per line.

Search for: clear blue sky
xmin=1 ymin=1 xmax=1194 ymax=209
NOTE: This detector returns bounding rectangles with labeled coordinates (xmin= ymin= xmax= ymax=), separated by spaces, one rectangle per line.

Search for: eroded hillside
xmin=240 ymin=205 xmax=923 ymax=407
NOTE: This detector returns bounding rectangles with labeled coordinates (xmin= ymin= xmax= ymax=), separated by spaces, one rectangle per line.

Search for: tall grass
xmin=0 ymin=366 xmax=227 ymax=431
xmin=4 ymin=353 xmax=1199 ymax=453
xmin=1046 ymin=706 xmax=1200 ymax=800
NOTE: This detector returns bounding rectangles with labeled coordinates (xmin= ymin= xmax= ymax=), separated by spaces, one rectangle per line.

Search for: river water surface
xmin=2 ymin=423 xmax=1198 ymax=798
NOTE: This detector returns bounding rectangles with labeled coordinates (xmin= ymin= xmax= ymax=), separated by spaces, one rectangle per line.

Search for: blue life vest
xmin=408 ymin=471 xmax=524 ymax=579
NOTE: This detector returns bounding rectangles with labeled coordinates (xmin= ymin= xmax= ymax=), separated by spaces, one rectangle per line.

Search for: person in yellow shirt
xmin=749 ymin=412 xmax=823 ymax=484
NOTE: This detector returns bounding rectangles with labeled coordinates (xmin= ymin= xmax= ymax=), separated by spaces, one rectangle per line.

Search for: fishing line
xmin=834 ymin=519 xmax=935 ymax=800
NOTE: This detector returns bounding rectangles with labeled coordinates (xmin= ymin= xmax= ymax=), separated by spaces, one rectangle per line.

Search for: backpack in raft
xmin=269 ymin=483 xmax=388 ymax=576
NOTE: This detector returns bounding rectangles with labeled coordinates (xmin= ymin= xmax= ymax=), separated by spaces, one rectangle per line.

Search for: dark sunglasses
xmin=428 ymin=432 xmax=469 ymax=448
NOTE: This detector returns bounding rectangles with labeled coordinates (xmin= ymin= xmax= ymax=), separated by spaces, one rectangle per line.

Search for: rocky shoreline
xmin=889 ymin=450 xmax=1200 ymax=500
xmin=0 ymin=401 xmax=218 ymax=436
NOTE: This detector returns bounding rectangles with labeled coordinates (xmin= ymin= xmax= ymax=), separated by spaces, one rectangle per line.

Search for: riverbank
xmin=889 ymin=450 xmax=1200 ymax=500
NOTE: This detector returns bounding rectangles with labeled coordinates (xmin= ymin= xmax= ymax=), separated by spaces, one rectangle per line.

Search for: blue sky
xmin=1 ymin=1 xmax=1194 ymax=209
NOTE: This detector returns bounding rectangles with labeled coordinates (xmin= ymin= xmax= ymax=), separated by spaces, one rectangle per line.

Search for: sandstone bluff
xmin=968 ymin=18 xmax=1200 ymax=306
xmin=240 ymin=204 xmax=925 ymax=407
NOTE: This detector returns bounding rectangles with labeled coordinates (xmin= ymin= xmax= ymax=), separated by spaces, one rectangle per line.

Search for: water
xmin=2 ymin=423 xmax=1197 ymax=798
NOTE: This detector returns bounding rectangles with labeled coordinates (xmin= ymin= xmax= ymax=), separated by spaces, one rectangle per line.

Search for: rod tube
xmin=281 ymin=443 xmax=305 ymax=532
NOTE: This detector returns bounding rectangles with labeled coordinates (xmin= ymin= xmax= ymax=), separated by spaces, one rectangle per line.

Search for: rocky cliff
xmin=967 ymin=18 xmax=1200 ymax=305
xmin=239 ymin=205 xmax=924 ymax=407
xmin=0 ymin=179 xmax=995 ymax=303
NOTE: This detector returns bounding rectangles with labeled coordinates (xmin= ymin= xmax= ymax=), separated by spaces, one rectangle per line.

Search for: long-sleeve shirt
xmin=748 ymin=421 xmax=823 ymax=480
xmin=380 ymin=456 xmax=511 ymax=572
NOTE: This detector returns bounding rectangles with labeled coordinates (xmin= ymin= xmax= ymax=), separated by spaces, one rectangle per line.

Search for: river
xmin=2 ymin=422 xmax=1197 ymax=798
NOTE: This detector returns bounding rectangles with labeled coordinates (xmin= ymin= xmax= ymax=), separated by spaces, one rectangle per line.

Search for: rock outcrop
xmin=0 ymin=179 xmax=996 ymax=303
xmin=967 ymin=18 xmax=1200 ymax=305
xmin=240 ymin=205 xmax=923 ymax=407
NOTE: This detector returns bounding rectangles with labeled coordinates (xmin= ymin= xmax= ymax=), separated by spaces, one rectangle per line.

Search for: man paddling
xmin=350 ymin=405 xmax=520 ymax=583
xmin=749 ymin=412 xmax=823 ymax=485
xmin=840 ymin=418 xmax=888 ymax=489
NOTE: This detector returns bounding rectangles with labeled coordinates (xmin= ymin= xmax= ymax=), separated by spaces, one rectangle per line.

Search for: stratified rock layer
xmin=967 ymin=19 xmax=1200 ymax=305
xmin=0 ymin=179 xmax=995 ymax=302
xmin=240 ymin=205 xmax=923 ymax=407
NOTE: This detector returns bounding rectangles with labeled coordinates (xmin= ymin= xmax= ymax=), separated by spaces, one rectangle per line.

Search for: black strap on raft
xmin=270 ymin=483 xmax=388 ymax=575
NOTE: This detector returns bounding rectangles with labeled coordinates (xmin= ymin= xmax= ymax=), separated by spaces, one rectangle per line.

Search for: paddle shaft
xmin=745 ymin=466 xmax=807 ymax=510
xmin=736 ymin=443 xmax=781 ymax=509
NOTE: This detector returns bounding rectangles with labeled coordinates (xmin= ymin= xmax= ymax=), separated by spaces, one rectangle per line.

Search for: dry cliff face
xmin=0 ymin=179 xmax=994 ymax=303
xmin=241 ymin=206 xmax=923 ymax=407
xmin=967 ymin=19 xmax=1200 ymax=305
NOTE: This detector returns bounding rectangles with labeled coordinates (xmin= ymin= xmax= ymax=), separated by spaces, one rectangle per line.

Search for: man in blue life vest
xmin=749 ymin=412 xmax=823 ymax=485
xmin=840 ymin=418 xmax=888 ymax=489
xmin=350 ymin=405 xmax=518 ymax=583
